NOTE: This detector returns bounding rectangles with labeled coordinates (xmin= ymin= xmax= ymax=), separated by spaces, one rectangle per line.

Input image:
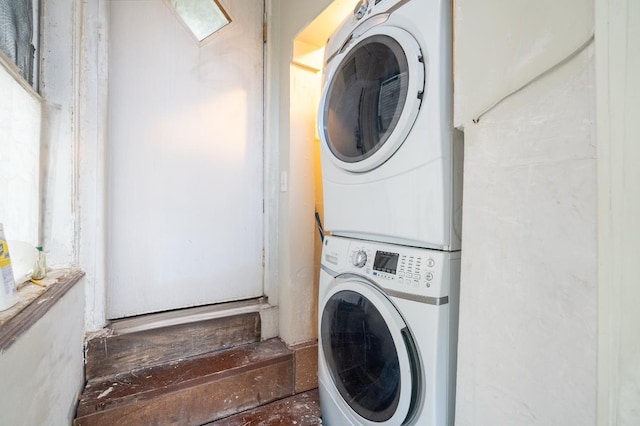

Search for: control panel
xmin=369 ymin=248 xmax=438 ymax=289
xmin=322 ymin=235 xmax=457 ymax=298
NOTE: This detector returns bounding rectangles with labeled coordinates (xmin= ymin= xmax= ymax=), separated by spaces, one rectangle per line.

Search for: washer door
xmin=319 ymin=26 xmax=425 ymax=173
xmin=320 ymin=276 xmax=421 ymax=425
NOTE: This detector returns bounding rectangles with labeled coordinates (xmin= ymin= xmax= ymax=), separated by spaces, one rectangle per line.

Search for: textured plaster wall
xmin=0 ymin=280 xmax=85 ymax=425
xmin=454 ymin=1 xmax=597 ymax=423
xmin=455 ymin=39 xmax=597 ymax=426
xmin=454 ymin=0 xmax=594 ymax=126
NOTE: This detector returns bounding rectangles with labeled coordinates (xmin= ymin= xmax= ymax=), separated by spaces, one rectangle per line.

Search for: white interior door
xmin=106 ymin=0 xmax=264 ymax=319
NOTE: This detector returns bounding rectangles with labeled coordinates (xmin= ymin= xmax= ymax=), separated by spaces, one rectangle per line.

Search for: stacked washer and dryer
xmin=316 ymin=0 xmax=462 ymax=425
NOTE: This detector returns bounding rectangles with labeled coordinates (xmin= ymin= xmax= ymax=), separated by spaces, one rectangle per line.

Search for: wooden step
xmin=85 ymin=311 xmax=261 ymax=381
xmin=74 ymin=338 xmax=295 ymax=426
xmin=207 ymin=389 xmax=321 ymax=425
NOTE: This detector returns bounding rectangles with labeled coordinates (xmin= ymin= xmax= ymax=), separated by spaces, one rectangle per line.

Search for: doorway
xmin=106 ymin=0 xmax=264 ymax=318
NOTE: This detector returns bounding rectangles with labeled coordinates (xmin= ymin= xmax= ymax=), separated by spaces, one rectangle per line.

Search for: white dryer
xmin=318 ymin=0 xmax=463 ymax=251
xmin=318 ymin=235 xmax=460 ymax=425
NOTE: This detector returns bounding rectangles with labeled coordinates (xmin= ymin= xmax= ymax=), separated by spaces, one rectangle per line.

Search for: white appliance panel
xmin=318 ymin=235 xmax=460 ymax=425
xmin=318 ymin=0 xmax=462 ymax=250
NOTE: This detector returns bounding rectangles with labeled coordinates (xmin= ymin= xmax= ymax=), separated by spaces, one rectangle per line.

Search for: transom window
xmin=164 ymin=0 xmax=231 ymax=44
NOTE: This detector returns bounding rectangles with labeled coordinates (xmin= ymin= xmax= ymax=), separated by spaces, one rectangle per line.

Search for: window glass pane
xmin=322 ymin=35 xmax=409 ymax=163
xmin=321 ymin=290 xmax=401 ymax=422
xmin=0 ymin=0 xmax=36 ymax=85
xmin=166 ymin=0 xmax=230 ymax=43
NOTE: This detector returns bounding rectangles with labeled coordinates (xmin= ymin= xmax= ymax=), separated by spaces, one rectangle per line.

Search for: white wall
xmin=454 ymin=1 xmax=597 ymax=424
xmin=596 ymin=1 xmax=640 ymax=424
xmin=287 ymin=63 xmax=322 ymax=340
xmin=266 ymin=0 xmax=356 ymax=345
xmin=0 ymin=280 xmax=85 ymax=425
xmin=454 ymin=0 xmax=593 ymax=127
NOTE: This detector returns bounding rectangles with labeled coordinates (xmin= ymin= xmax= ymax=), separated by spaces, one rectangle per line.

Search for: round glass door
xmin=319 ymin=26 xmax=425 ymax=172
xmin=320 ymin=278 xmax=418 ymax=424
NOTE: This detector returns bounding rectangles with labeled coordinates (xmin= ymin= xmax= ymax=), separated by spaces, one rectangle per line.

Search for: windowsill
xmin=0 ymin=268 xmax=85 ymax=352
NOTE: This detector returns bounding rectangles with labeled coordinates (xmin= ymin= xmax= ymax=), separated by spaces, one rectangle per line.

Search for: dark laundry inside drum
xmin=321 ymin=290 xmax=401 ymax=422
xmin=324 ymin=35 xmax=410 ymax=163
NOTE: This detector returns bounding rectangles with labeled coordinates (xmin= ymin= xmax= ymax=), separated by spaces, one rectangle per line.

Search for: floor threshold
xmin=110 ymin=297 xmax=272 ymax=335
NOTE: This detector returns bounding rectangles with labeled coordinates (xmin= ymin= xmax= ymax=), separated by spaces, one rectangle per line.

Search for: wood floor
xmin=208 ymin=389 xmax=322 ymax=425
xmin=75 ymin=310 xmax=323 ymax=425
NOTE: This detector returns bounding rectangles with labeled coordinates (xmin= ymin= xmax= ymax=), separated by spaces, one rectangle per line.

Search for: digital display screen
xmin=374 ymin=251 xmax=399 ymax=274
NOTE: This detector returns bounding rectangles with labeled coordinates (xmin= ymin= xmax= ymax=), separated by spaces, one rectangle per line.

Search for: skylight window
xmin=165 ymin=0 xmax=231 ymax=45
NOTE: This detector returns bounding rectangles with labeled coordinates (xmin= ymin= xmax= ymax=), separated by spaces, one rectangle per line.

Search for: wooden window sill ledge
xmin=0 ymin=268 xmax=85 ymax=352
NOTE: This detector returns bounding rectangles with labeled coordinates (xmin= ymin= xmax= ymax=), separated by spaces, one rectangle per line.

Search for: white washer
xmin=318 ymin=235 xmax=459 ymax=425
xmin=318 ymin=0 xmax=463 ymax=251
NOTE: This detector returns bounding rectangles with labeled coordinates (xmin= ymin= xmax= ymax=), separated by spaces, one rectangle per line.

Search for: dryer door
xmin=319 ymin=26 xmax=425 ymax=173
xmin=320 ymin=276 xmax=421 ymax=425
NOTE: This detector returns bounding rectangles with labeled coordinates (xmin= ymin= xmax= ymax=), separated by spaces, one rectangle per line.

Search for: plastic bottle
xmin=0 ymin=224 xmax=18 ymax=311
xmin=32 ymin=246 xmax=47 ymax=280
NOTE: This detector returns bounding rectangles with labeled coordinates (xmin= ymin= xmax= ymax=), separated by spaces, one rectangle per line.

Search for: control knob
xmin=354 ymin=0 xmax=369 ymax=20
xmin=352 ymin=250 xmax=367 ymax=268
